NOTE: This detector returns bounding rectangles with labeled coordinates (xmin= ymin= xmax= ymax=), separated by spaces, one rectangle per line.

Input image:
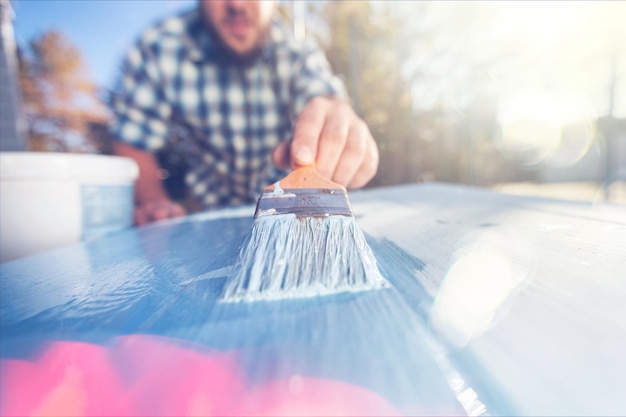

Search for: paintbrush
xmin=220 ymin=166 xmax=389 ymax=303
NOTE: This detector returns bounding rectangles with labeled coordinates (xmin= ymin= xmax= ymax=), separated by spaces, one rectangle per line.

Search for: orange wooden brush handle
xmin=265 ymin=166 xmax=345 ymax=191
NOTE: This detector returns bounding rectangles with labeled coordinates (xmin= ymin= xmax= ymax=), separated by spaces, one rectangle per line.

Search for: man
xmin=110 ymin=0 xmax=378 ymax=225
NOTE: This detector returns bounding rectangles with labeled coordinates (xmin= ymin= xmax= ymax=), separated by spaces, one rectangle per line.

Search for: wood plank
xmin=1 ymin=183 xmax=624 ymax=415
xmin=351 ymin=184 xmax=626 ymax=415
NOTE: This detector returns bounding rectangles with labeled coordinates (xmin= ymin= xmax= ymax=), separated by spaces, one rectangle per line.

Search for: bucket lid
xmin=0 ymin=152 xmax=139 ymax=181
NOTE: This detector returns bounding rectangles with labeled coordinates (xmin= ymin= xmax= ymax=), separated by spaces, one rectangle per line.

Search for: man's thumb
xmin=272 ymin=141 xmax=290 ymax=170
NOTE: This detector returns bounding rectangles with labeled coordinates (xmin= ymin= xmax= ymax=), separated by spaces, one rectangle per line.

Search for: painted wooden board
xmin=1 ymin=183 xmax=625 ymax=416
xmin=350 ymin=184 xmax=626 ymax=416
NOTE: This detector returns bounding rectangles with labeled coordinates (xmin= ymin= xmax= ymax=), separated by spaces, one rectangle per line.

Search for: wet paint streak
xmin=366 ymin=236 xmax=429 ymax=318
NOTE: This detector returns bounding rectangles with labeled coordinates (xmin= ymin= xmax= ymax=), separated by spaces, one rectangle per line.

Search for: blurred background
xmin=2 ymin=0 xmax=625 ymax=204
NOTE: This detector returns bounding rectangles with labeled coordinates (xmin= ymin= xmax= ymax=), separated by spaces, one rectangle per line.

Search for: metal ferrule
xmin=254 ymin=188 xmax=354 ymax=219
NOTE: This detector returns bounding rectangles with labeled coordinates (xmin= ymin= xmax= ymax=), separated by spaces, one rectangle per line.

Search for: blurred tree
xmin=311 ymin=1 xmax=534 ymax=187
xmin=315 ymin=1 xmax=425 ymax=186
xmin=18 ymin=30 xmax=108 ymax=153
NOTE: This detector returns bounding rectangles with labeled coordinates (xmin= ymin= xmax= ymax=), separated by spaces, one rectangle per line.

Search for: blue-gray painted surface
xmin=1 ymin=184 xmax=625 ymax=415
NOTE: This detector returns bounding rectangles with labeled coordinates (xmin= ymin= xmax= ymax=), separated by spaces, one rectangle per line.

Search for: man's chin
xmin=225 ymin=39 xmax=256 ymax=56
xmin=206 ymin=20 xmax=271 ymax=67
xmin=220 ymin=42 xmax=263 ymax=67
xmin=216 ymin=32 xmax=270 ymax=67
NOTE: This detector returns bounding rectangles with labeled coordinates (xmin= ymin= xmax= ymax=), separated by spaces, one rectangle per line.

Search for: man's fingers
xmin=170 ymin=203 xmax=187 ymax=217
xmin=348 ymin=138 xmax=379 ymax=189
xmin=291 ymin=97 xmax=379 ymax=188
xmin=134 ymin=200 xmax=187 ymax=226
xmin=332 ymin=120 xmax=370 ymax=186
xmin=151 ymin=204 xmax=170 ymax=221
xmin=272 ymin=141 xmax=290 ymax=170
xmin=134 ymin=207 xmax=148 ymax=226
xmin=291 ymin=98 xmax=327 ymax=167
xmin=316 ymin=107 xmax=350 ymax=180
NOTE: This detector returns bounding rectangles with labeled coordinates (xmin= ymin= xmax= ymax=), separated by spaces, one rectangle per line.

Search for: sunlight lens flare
xmin=497 ymin=90 xmax=597 ymax=168
xmin=430 ymin=227 xmax=536 ymax=348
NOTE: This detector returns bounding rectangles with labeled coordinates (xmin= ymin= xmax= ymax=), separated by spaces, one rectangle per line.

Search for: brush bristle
xmin=220 ymin=214 xmax=390 ymax=303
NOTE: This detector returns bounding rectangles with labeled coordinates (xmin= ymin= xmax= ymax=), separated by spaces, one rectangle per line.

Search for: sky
xmin=13 ymin=1 xmax=624 ymax=107
xmin=12 ymin=0 xmax=195 ymax=88
xmin=11 ymin=0 xmax=625 ymax=122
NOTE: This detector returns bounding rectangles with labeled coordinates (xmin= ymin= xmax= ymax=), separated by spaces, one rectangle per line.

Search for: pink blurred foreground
xmin=0 ymin=335 xmax=401 ymax=416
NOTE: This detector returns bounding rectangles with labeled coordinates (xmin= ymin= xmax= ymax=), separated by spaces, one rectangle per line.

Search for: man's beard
xmin=204 ymin=10 xmax=271 ymax=67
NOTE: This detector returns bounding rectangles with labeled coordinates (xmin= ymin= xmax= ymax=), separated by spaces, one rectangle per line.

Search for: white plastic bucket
xmin=0 ymin=152 xmax=139 ymax=262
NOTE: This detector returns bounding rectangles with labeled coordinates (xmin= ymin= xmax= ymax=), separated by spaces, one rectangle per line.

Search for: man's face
xmin=201 ymin=0 xmax=276 ymax=56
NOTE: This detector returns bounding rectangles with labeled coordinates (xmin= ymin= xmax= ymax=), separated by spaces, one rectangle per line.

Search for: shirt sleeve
xmin=290 ymin=40 xmax=348 ymax=119
xmin=109 ymin=40 xmax=172 ymax=152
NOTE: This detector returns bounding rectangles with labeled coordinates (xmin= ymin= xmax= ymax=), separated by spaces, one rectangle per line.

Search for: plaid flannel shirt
xmin=110 ymin=7 xmax=347 ymax=209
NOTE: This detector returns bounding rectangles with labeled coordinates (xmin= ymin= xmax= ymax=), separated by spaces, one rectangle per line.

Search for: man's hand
xmin=113 ymin=142 xmax=187 ymax=226
xmin=134 ymin=199 xmax=186 ymax=226
xmin=272 ymin=97 xmax=379 ymax=188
